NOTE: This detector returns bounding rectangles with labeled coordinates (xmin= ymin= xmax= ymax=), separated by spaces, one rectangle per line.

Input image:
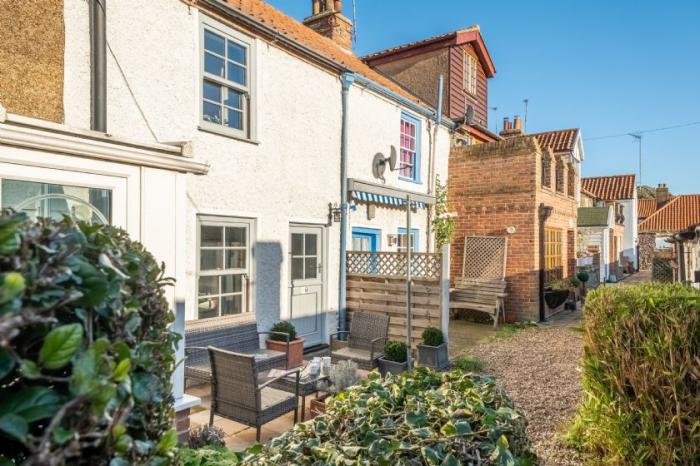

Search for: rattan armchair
xmin=330 ymin=312 xmax=390 ymax=370
xmin=208 ymin=347 xmax=299 ymax=441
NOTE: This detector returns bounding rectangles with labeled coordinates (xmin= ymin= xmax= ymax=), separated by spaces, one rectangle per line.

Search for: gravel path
xmin=467 ymin=325 xmax=584 ymax=465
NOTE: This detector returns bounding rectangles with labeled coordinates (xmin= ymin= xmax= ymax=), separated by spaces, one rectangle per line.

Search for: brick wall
xmin=448 ymin=136 xmax=578 ymax=322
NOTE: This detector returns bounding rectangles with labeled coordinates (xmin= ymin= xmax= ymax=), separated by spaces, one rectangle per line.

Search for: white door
xmin=289 ymin=225 xmax=325 ymax=346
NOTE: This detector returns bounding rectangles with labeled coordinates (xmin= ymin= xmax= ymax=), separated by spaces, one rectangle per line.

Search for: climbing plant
xmin=432 ymin=176 xmax=455 ymax=248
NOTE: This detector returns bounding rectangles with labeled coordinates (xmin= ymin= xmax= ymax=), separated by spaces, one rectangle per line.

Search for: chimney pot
xmin=503 ymin=117 xmax=511 ymax=131
xmin=513 ymin=115 xmax=522 ymax=130
xmin=304 ymin=0 xmax=353 ymax=52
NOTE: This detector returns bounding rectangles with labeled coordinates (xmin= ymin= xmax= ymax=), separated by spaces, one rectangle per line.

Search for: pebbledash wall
xmin=448 ymin=136 xmax=578 ymax=321
xmin=60 ymin=0 xmax=450 ymax=336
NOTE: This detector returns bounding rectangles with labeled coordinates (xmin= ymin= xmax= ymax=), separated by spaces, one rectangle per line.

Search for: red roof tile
xmin=639 ymin=195 xmax=700 ymax=232
xmin=219 ymin=0 xmax=425 ymax=105
xmin=638 ymin=198 xmax=658 ymax=220
xmin=531 ymin=129 xmax=579 ymax=154
xmin=581 ymin=175 xmax=636 ymax=201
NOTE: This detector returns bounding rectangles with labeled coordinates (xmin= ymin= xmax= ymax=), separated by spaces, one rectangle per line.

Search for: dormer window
xmin=463 ymin=52 xmax=477 ymax=95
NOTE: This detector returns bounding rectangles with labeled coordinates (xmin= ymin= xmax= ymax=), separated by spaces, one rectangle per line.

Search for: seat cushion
xmin=332 ymin=347 xmax=376 ymax=363
xmin=260 ymin=387 xmax=295 ymax=410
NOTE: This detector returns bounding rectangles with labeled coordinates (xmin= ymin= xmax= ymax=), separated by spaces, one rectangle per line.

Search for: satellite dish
xmin=465 ymin=105 xmax=475 ymax=125
xmin=372 ymin=153 xmax=387 ymax=180
xmin=388 ymin=146 xmax=398 ymax=171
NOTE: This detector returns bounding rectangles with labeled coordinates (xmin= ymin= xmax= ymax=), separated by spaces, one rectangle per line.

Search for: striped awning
xmin=351 ymin=190 xmax=427 ymax=209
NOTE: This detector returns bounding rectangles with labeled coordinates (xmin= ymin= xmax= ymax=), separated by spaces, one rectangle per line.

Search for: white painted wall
xmin=620 ymin=196 xmax=638 ymax=268
xmin=579 ymin=226 xmax=610 ymax=281
xmin=61 ymin=0 xmax=452 ymax=333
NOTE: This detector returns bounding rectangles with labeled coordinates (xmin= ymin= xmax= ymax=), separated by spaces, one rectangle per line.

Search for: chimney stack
xmin=656 ymin=183 xmax=670 ymax=208
xmin=304 ymin=0 xmax=353 ymax=52
xmin=500 ymin=115 xmax=524 ymax=138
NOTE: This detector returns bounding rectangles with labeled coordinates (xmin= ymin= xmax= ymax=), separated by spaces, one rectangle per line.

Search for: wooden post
xmin=440 ymin=243 xmax=450 ymax=343
xmin=405 ymin=194 xmax=412 ymax=369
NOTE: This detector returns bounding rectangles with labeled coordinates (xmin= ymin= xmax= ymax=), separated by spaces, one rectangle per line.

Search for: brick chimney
xmin=500 ymin=115 xmax=524 ymax=138
xmin=303 ymin=0 xmax=354 ymax=53
xmin=656 ymin=183 xmax=670 ymax=208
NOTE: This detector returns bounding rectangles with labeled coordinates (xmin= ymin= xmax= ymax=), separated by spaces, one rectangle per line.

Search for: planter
xmin=309 ymin=394 xmax=329 ymax=419
xmin=417 ymin=343 xmax=449 ymax=370
xmin=377 ymin=357 xmax=408 ymax=377
xmin=544 ymin=289 xmax=569 ymax=309
xmin=266 ymin=337 xmax=305 ymax=368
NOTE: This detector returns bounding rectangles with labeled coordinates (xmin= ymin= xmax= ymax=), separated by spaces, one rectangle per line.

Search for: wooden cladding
xmin=449 ymin=44 xmax=488 ymax=126
xmin=346 ymin=274 xmax=442 ymax=350
xmin=544 ymin=228 xmax=563 ymax=284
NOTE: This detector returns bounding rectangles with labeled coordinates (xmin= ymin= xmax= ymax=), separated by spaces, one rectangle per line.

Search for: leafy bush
xmin=452 ymin=355 xmax=485 ymax=373
xmin=179 ymin=445 xmax=246 ymax=466
xmin=239 ymin=368 xmax=536 ymax=464
xmin=318 ymin=360 xmax=359 ymax=395
xmin=432 ymin=176 xmax=455 ymax=248
xmin=268 ymin=321 xmax=296 ymax=342
xmin=188 ymin=425 xmax=225 ymax=449
xmin=568 ymin=284 xmax=700 ymax=465
xmin=0 ymin=211 xmax=179 ymax=464
xmin=569 ymin=276 xmax=581 ymax=288
xmin=421 ymin=326 xmax=444 ymax=347
xmin=576 ymin=271 xmax=590 ymax=283
xmin=383 ymin=340 xmax=407 ymax=363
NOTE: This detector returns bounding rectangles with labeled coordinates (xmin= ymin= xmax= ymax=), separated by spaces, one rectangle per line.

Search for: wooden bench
xmin=450 ymin=278 xmax=507 ymax=328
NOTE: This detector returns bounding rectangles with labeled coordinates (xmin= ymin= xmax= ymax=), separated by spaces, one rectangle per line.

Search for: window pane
xmin=221 ymin=295 xmax=242 ymax=315
xmin=222 ymin=274 xmax=243 ymax=293
xmin=204 ymin=30 xmax=225 ymax=55
xmin=225 ymin=227 xmax=246 ymax=247
xmin=304 ymin=257 xmax=317 ymax=279
xmin=227 ymin=41 xmax=246 ymax=64
xmin=225 ymin=108 xmax=243 ymax=130
xmin=203 ymin=81 xmax=221 ymax=102
xmin=226 ymin=249 xmax=246 ymax=269
xmin=200 ymin=250 xmax=223 ymax=270
xmin=204 ymin=52 xmax=225 ymax=77
xmin=291 ymin=257 xmax=304 ymax=280
xmin=198 ymin=298 xmax=219 ymax=319
xmin=224 ymin=89 xmax=243 ymax=109
xmin=203 ymin=101 xmax=222 ymax=124
xmin=305 ymin=234 xmax=317 ymax=256
xmin=227 ymin=62 xmax=246 ymax=85
xmin=291 ymin=234 xmax=304 ymax=256
xmin=201 ymin=226 xmax=223 ymax=247
xmin=198 ymin=275 xmax=219 ymax=296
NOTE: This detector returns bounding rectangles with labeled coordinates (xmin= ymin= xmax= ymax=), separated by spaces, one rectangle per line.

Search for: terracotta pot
xmin=266 ymin=337 xmax=305 ymax=368
xmin=309 ymin=394 xmax=329 ymax=419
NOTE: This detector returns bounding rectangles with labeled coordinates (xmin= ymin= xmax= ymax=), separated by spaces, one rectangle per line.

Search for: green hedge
xmin=0 ymin=212 xmax=179 ymax=464
xmin=182 ymin=368 xmax=536 ymax=465
xmin=568 ymin=284 xmax=700 ymax=465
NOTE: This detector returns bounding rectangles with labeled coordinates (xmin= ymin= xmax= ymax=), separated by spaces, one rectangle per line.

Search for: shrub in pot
xmin=577 ymin=270 xmax=590 ymax=296
xmin=266 ymin=321 xmax=304 ymax=368
xmin=377 ymin=340 xmax=408 ymax=376
xmin=417 ymin=327 xmax=449 ymax=369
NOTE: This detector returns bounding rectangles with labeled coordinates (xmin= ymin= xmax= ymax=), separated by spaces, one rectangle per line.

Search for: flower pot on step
xmin=266 ymin=337 xmax=305 ymax=368
xmin=309 ymin=394 xmax=329 ymax=419
xmin=417 ymin=342 xmax=449 ymax=369
xmin=377 ymin=357 xmax=408 ymax=377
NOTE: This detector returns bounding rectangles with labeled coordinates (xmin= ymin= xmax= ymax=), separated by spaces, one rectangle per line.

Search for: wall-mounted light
xmin=328 ymin=202 xmax=342 ymax=224
xmin=506 ymin=226 xmax=517 ymax=235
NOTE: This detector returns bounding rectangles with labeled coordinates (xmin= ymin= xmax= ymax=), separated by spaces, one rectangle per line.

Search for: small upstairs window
xmin=567 ymin=164 xmax=576 ymax=197
xmin=200 ymin=18 xmax=256 ymax=140
xmin=542 ymin=153 xmax=552 ymax=188
xmin=555 ymin=159 xmax=565 ymax=193
xmin=399 ymin=113 xmax=421 ymax=183
xmin=463 ymin=52 xmax=477 ymax=95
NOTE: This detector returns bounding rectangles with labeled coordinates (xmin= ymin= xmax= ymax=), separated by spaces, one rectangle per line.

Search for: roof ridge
xmin=639 ymin=195 xmax=682 ymax=229
xmin=528 ymin=128 xmax=579 ymax=136
xmin=582 ymin=174 xmax=636 ymax=179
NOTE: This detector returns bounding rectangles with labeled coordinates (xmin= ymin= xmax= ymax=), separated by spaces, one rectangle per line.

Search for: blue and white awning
xmin=351 ymin=190 xmax=427 ymax=209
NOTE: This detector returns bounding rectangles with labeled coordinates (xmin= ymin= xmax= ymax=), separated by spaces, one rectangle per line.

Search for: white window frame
xmin=463 ymin=51 xmax=477 ymax=96
xmin=199 ymin=16 xmax=257 ymax=141
xmin=196 ymin=215 xmax=256 ymax=319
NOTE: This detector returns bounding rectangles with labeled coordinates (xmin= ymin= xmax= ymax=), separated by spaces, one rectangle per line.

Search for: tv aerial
xmin=372 ymin=146 xmax=398 ymax=181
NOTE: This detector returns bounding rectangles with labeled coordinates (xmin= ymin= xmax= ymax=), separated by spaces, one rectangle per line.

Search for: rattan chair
xmin=208 ymin=347 xmax=299 ymax=441
xmin=330 ymin=312 xmax=389 ymax=370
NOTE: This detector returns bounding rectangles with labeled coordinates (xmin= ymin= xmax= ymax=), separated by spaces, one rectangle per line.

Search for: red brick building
xmin=448 ymin=126 xmax=584 ymax=321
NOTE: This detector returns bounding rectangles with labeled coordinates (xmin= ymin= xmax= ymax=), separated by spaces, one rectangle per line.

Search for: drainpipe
xmin=539 ymin=204 xmax=553 ymax=322
xmin=338 ymin=73 xmax=355 ymax=334
xmin=426 ymin=75 xmax=444 ymax=253
xmin=90 ymin=0 xmax=107 ymax=132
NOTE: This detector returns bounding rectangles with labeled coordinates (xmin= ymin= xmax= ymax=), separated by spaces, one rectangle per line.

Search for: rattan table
xmin=266 ymin=370 xmax=328 ymax=421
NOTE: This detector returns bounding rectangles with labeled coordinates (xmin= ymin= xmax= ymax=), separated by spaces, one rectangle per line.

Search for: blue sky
xmin=268 ymin=0 xmax=700 ymax=194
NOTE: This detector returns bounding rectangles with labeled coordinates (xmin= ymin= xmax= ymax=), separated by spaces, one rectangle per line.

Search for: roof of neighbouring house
xmin=638 ymin=198 xmax=658 ymax=220
xmin=581 ymin=174 xmax=636 ymax=200
xmin=531 ymin=129 xmax=580 ymax=154
xmin=578 ymin=207 xmax=611 ymax=227
xmin=360 ymin=27 xmax=497 ymax=78
xmin=639 ymin=195 xmax=700 ymax=232
xmin=216 ymin=0 xmax=428 ymax=106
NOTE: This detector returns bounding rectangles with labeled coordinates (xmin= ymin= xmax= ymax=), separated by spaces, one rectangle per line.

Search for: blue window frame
xmin=397 ymin=228 xmax=419 ymax=252
xmin=399 ymin=112 xmax=421 ymax=183
xmin=352 ymin=227 xmax=381 ymax=252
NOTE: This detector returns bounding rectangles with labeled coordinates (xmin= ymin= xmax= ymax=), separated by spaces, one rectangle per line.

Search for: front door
xmin=289 ymin=225 xmax=325 ymax=346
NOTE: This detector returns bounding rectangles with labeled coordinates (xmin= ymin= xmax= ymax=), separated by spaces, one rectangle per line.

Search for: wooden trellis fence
xmin=345 ymin=248 xmax=449 ymax=349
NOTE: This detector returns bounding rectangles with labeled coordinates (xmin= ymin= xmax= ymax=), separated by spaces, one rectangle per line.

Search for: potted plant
xmin=577 ymin=270 xmax=590 ymax=297
xmin=417 ymin=327 xmax=449 ymax=369
xmin=310 ymin=360 xmax=360 ymax=418
xmin=377 ymin=340 xmax=408 ymax=376
xmin=544 ymin=279 xmax=571 ymax=310
xmin=266 ymin=321 xmax=304 ymax=368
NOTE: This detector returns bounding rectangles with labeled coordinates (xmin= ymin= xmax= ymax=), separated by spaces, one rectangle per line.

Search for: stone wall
xmin=639 ymin=232 xmax=656 ymax=271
